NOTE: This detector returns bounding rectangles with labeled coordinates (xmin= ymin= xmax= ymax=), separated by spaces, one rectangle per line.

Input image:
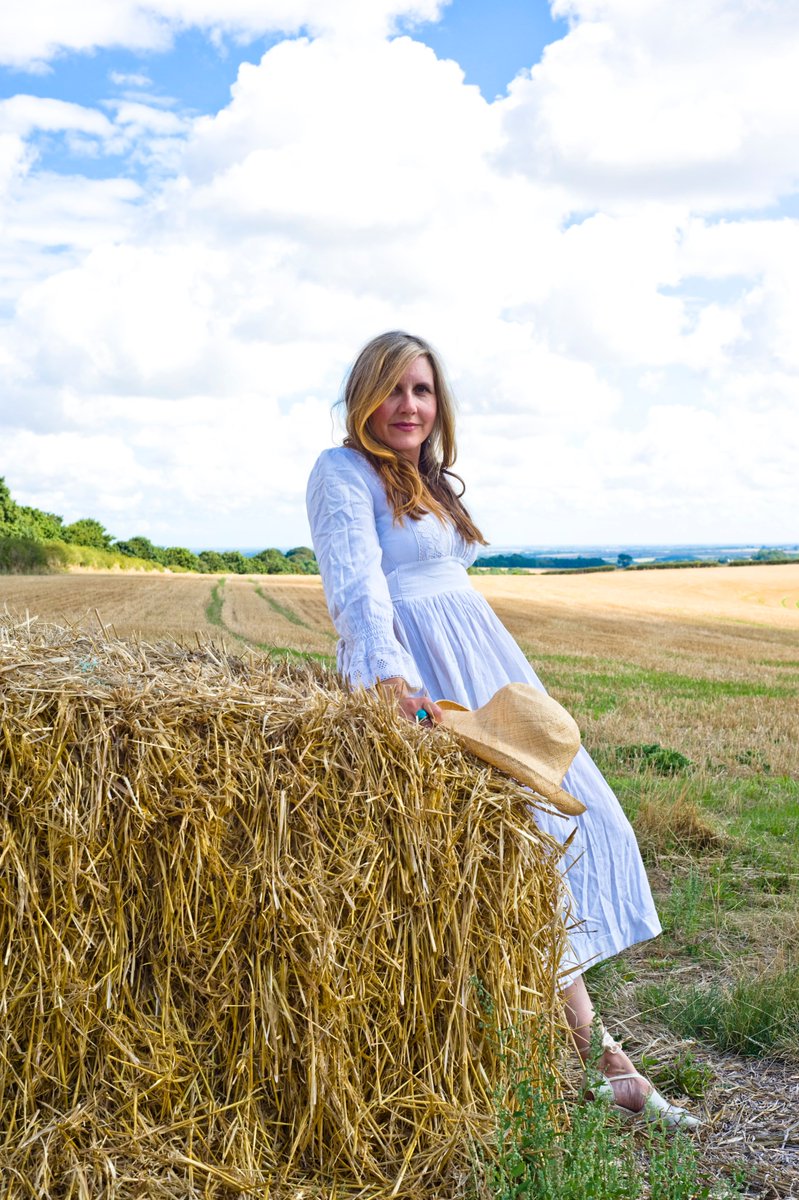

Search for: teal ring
xmin=415 ymin=708 xmax=429 ymax=722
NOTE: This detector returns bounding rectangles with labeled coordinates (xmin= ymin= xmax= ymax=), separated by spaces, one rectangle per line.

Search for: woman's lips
xmin=393 ymin=423 xmax=418 ymax=431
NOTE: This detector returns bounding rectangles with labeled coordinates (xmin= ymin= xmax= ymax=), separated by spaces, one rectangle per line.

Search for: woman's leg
xmin=561 ymin=974 xmax=651 ymax=1112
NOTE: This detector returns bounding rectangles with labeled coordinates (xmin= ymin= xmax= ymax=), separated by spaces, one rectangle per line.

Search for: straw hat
xmin=436 ymin=683 xmax=586 ymax=816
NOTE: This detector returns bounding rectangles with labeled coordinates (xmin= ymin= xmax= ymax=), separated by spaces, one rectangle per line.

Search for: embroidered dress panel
xmin=306 ymin=445 xmax=662 ymax=976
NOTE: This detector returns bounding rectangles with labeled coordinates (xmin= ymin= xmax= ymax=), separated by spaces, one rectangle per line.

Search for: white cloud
xmin=108 ymin=101 xmax=187 ymax=135
xmin=502 ymin=0 xmax=799 ymax=211
xmin=109 ymin=71 xmax=153 ymax=87
xmin=0 ymin=95 xmax=115 ymax=139
xmin=0 ymin=0 xmax=447 ymax=69
xmin=1 ymin=1 xmax=798 ymax=547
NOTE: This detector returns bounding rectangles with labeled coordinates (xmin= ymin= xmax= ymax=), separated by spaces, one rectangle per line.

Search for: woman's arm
xmin=306 ymin=450 xmax=441 ymax=722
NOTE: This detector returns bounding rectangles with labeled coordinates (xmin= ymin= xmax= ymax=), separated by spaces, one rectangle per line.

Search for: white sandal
xmin=588 ymin=1069 xmax=702 ymax=1129
xmin=585 ymin=1032 xmax=702 ymax=1131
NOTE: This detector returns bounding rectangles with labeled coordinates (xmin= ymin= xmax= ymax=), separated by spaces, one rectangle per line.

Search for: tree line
xmin=0 ymin=477 xmax=318 ymax=574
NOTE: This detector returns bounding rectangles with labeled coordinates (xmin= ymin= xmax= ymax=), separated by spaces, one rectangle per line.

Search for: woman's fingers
xmin=397 ymin=694 xmax=441 ymax=725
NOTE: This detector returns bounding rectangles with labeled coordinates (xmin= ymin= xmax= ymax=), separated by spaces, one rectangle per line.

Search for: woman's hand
xmin=378 ymin=677 xmax=442 ymax=726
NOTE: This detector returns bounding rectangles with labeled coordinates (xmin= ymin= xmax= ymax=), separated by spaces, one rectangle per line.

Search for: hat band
xmin=386 ymin=558 xmax=471 ymax=602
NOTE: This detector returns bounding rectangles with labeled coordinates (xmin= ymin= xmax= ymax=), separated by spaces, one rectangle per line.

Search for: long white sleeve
xmin=306 ymin=449 xmax=423 ymax=691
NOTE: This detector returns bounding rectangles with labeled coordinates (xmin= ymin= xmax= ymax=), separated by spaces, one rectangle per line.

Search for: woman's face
xmin=368 ymin=355 xmax=437 ymax=467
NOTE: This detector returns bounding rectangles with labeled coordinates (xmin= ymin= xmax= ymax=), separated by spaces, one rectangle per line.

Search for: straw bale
xmin=0 ymin=615 xmax=570 ymax=1198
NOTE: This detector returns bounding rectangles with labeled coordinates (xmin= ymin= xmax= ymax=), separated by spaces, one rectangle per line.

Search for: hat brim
xmin=435 ymin=699 xmax=586 ymax=817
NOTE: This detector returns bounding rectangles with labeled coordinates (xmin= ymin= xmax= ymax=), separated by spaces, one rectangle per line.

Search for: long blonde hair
xmin=342 ymin=331 xmax=487 ymax=545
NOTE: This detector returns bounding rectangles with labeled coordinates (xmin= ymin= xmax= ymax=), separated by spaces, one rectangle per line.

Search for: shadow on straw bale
xmin=0 ymin=618 xmax=569 ymax=1198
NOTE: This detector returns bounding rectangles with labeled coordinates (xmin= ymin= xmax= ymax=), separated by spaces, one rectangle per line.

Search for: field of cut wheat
xmin=2 ymin=563 xmax=798 ymax=1196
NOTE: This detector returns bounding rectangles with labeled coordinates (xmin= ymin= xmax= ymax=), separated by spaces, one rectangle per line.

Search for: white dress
xmin=306 ymin=446 xmax=662 ymax=977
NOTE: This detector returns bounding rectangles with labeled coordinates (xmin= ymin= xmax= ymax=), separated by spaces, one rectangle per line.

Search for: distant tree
xmin=0 ymin=481 xmax=65 ymax=541
xmin=285 ymin=545 xmax=319 ymax=574
xmin=62 ymin=518 xmax=113 ymax=549
xmin=163 ymin=546 xmax=200 ymax=571
xmin=220 ymin=550 xmax=249 ymax=574
xmin=0 ymin=477 xmax=21 ymax=533
xmin=115 ymin=536 xmax=163 ymax=562
xmin=198 ymin=550 xmax=227 ymax=573
xmin=251 ymin=548 xmax=293 ymax=574
xmin=18 ymin=506 xmax=64 ymax=540
xmin=617 ymin=553 xmax=634 ymax=569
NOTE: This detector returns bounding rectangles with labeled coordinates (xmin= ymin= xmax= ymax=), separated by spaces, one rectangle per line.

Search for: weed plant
xmin=662 ymin=869 xmax=707 ymax=942
xmin=615 ymin=743 xmax=693 ymax=775
xmin=638 ymin=1049 xmax=714 ymax=1101
xmin=471 ymin=985 xmax=742 ymax=1200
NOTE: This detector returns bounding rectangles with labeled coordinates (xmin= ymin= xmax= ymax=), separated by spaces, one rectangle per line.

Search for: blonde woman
xmin=306 ymin=330 xmax=698 ymax=1128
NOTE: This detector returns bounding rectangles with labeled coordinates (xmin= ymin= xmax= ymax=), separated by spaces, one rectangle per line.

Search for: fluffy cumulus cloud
xmin=0 ymin=0 xmax=445 ymax=69
xmin=506 ymin=0 xmax=799 ymax=209
xmin=1 ymin=0 xmax=798 ymax=548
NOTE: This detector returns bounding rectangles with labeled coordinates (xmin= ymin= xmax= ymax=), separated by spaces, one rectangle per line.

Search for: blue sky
xmin=1 ymin=0 xmax=798 ymax=548
xmin=0 ymin=1 xmax=566 ymax=181
xmin=0 ymin=1 xmax=567 ymax=119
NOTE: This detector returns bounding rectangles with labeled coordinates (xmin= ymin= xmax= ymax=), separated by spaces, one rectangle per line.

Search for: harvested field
xmin=3 ymin=563 xmax=797 ymax=644
xmin=0 ymin=574 xmax=217 ymax=640
xmin=474 ymin=563 xmax=799 ymax=629
xmin=221 ymin=576 xmax=334 ymax=657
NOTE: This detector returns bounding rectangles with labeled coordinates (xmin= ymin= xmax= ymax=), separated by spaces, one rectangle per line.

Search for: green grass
xmin=0 ymin=535 xmax=163 ymax=574
xmin=205 ymin=577 xmax=225 ymax=626
xmin=520 ymin=651 xmax=798 ymax=725
xmin=254 ymin=583 xmax=310 ymax=628
xmin=638 ymin=968 xmax=799 ymax=1060
xmin=660 ymin=869 xmax=708 ymax=942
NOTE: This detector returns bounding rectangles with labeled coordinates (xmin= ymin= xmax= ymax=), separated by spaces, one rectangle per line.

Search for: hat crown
xmin=438 ymin=683 xmax=584 ymax=816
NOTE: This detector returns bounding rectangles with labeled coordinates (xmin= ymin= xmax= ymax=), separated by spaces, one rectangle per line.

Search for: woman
xmin=306 ymin=330 xmax=698 ymax=1128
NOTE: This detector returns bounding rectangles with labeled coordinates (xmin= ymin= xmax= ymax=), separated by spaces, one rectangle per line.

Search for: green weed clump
xmin=615 ymin=743 xmax=693 ymax=775
xmin=638 ymin=1049 xmax=714 ymax=1101
xmin=639 ymin=968 xmax=799 ymax=1060
xmin=472 ymin=988 xmax=739 ymax=1200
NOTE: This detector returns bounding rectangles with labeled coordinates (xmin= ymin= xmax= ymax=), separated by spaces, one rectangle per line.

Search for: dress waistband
xmin=385 ymin=558 xmax=471 ymax=601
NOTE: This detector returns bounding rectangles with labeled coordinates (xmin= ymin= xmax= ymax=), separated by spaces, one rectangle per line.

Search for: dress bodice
xmin=306 ymin=446 xmax=477 ymax=691
xmin=329 ymin=447 xmax=476 ymax=572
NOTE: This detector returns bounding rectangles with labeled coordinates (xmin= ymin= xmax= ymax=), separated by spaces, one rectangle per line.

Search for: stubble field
xmin=2 ymin=563 xmax=798 ymax=1195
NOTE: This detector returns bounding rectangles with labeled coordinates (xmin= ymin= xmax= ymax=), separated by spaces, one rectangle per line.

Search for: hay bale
xmin=0 ymin=616 xmax=570 ymax=1198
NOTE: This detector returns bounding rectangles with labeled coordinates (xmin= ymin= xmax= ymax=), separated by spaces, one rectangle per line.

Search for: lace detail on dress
xmin=410 ymin=512 xmax=456 ymax=561
xmin=337 ymin=622 xmax=422 ymax=691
